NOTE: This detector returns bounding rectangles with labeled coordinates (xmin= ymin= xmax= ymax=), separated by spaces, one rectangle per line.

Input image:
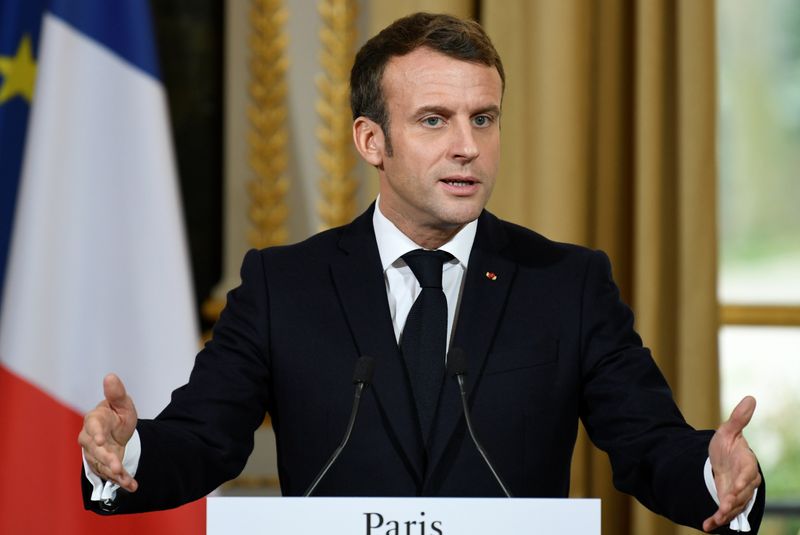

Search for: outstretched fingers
xmin=78 ymin=375 xmax=139 ymax=492
xmin=703 ymin=489 xmax=754 ymax=533
xmin=705 ymin=396 xmax=761 ymax=532
xmin=79 ymin=421 xmax=138 ymax=491
xmin=83 ymin=448 xmax=138 ymax=491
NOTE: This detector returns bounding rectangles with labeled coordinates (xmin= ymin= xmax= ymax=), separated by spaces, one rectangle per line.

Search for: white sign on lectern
xmin=207 ymin=496 xmax=600 ymax=534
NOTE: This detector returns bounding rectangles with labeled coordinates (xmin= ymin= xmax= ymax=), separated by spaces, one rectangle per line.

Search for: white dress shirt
xmin=372 ymin=197 xmax=476 ymax=350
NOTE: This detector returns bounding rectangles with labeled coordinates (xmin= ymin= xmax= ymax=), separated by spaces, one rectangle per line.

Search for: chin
xmin=440 ymin=204 xmax=483 ymax=226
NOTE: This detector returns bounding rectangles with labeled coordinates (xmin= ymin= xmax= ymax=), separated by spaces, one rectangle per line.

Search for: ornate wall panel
xmin=247 ymin=0 xmax=290 ymax=248
xmin=316 ymin=0 xmax=358 ymax=230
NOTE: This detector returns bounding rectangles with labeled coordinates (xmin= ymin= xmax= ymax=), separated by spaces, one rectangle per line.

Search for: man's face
xmin=369 ymin=47 xmax=502 ymax=245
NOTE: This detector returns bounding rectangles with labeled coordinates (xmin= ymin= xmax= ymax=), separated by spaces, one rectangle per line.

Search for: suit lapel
xmin=330 ymin=206 xmax=425 ymax=485
xmin=425 ymin=211 xmax=516 ymax=488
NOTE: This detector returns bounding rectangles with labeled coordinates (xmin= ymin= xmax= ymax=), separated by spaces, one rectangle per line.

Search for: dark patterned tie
xmin=401 ymin=249 xmax=453 ymax=443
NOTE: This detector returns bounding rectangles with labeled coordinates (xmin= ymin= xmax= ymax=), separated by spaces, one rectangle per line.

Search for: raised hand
xmin=78 ymin=373 xmax=139 ymax=492
xmin=703 ymin=396 xmax=762 ymax=532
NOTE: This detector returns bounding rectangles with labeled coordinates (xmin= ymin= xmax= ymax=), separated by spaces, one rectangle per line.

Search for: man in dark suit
xmin=80 ymin=12 xmax=764 ymax=533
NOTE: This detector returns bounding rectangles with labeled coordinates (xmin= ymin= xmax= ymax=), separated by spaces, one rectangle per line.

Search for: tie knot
xmin=402 ymin=249 xmax=453 ymax=289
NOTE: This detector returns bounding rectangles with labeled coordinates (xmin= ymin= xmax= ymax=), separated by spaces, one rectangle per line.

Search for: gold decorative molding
xmin=248 ymin=0 xmax=290 ymax=248
xmin=316 ymin=0 xmax=359 ymax=230
xmin=720 ymin=305 xmax=800 ymax=327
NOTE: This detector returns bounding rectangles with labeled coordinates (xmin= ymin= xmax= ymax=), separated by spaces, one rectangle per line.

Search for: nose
xmin=450 ymin=120 xmax=479 ymax=162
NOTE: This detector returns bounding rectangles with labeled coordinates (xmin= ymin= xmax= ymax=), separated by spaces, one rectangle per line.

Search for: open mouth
xmin=441 ymin=177 xmax=478 ymax=187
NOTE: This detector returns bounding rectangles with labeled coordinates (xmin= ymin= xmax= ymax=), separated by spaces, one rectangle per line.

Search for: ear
xmin=352 ymin=116 xmax=385 ymax=167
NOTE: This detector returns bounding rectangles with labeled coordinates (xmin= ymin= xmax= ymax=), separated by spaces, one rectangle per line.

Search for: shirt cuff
xmin=82 ymin=429 xmax=141 ymax=501
xmin=704 ymin=457 xmax=757 ymax=532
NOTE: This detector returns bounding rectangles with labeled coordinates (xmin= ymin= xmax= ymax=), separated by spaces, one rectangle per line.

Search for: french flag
xmin=0 ymin=1 xmax=205 ymax=532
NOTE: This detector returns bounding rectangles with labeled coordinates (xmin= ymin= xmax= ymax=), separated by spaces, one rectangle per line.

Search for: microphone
xmin=303 ymin=355 xmax=376 ymax=496
xmin=447 ymin=348 xmax=513 ymax=498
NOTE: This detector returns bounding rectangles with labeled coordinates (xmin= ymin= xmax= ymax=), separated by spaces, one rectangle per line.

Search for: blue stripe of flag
xmin=0 ymin=0 xmax=47 ymax=309
xmin=48 ymin=0 xmax=161 ymax=80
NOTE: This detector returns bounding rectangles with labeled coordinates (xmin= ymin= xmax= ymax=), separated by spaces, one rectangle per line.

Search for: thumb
xmin=724 ymin=396 xmax=756 ymax=435
xmin=103 ymin=373 xmax=130 ymax=410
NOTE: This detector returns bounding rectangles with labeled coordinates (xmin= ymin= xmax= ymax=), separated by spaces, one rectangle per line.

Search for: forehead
xmin=382 ymin=48 xmax=502 ymax=112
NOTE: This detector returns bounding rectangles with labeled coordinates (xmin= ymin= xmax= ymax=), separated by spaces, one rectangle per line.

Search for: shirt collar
xmin=372 ymin=196 xmax=478 ymax=271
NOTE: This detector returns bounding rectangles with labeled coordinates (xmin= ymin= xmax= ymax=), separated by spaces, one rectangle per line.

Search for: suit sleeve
xmin=577 ymin=250 xmax=765 ymax=533
xmin=83 ymin=249 xmax=272 ymax=513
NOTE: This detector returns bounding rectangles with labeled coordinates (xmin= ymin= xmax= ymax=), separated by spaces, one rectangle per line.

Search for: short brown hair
xmin=350 ymin=12 xmax=505 ymax=154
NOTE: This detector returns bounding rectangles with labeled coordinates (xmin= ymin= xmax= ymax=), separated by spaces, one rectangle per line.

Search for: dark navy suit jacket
xmin=83 ymin=205 xmax=765 ymax=532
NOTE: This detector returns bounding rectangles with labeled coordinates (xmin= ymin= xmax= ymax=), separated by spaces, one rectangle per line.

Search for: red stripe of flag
xmin=0 ymin=365 xmax=205 ymax=534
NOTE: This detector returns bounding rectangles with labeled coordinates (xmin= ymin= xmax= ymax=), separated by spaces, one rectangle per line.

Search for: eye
xmin=473 ymin=114 xmax=493 ymax=127
xmin=422 ymin=116 xmax=444 ymax=127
